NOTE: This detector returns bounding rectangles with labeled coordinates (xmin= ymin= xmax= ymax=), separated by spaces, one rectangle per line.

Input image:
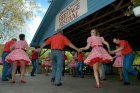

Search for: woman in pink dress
xmin=80 ymin=29 xmax=113 ymax=88
xmin=6 ymin=34 xmax=31 ymax=83
xmin=113 ymin=45 xmax=123 ymax=81
xmin=44 ymin=53 xmax=51 ymax=76
xmin=68 ymin=51 xmax=78 ymax=77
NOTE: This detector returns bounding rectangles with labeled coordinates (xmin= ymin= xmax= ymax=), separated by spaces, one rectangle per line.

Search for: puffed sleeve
xmin=100 ymin=37 xmax=105 ymax=42
xmin=24 ymin=40 xmax=28 ymax=48
xmin=87 ymin=37 xmax=92 ymax=45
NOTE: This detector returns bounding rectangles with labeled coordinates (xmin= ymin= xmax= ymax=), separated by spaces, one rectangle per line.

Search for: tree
xmin=47 ymin=0 xmax=52 ymax=3
xmin=0 ymin=0 xmax=39 ymax=43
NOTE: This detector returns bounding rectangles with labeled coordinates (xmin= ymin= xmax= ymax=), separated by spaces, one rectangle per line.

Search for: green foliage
xmin=125 ymin=6 xmax=134 ymax=16
xmin=125 ymin=0 xmax=140 ymax=16
xmin=133 ymin=51 xmax=140 ymax=71
xmin=132 ymin=0 xmax=140 ymax=7
xmin=40 ymin=49 xmax=51 ymax=58
xmin=65 ymin=52 xmax=73 ymax=65
xmin=0 ymin=44 xmax=4 ymax=56
xmin=0 ymin=0 xmax=40 ymax=43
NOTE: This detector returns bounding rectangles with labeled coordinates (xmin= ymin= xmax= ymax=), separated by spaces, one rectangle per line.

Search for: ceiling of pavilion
xmin=63 ymin=0 xmax=140 ymax=50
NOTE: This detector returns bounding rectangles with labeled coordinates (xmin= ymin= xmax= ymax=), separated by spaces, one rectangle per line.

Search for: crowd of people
xmin=0 ymin=28 xmax=140 ymax=88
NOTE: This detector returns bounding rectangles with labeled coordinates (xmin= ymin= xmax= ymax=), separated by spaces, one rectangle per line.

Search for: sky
xmin=26 ymin=0 xmax=50 ymax=44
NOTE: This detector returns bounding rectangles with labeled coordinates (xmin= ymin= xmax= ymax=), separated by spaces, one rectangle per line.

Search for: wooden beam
xmin=77 ymin=26 xmax=140 ymax=47
xmin=100 ymin=17 xmax=135 ymax=34
xmin=104 ymin=25 xmax=140 ymax=38
xmin=115 ymin=0 xmax=124 ymax=10
xmin=103 ymin=20 xmax=140 ymax=34
xmin=65 ymin=2 xmax=131 ymax=35
xmin=92 ymin=12 xmax=99 ymax=19
xmin=72 ymin=20 xmax=140 ymax=45
xmin=70 ymin=15 xmax=124 ymax=40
